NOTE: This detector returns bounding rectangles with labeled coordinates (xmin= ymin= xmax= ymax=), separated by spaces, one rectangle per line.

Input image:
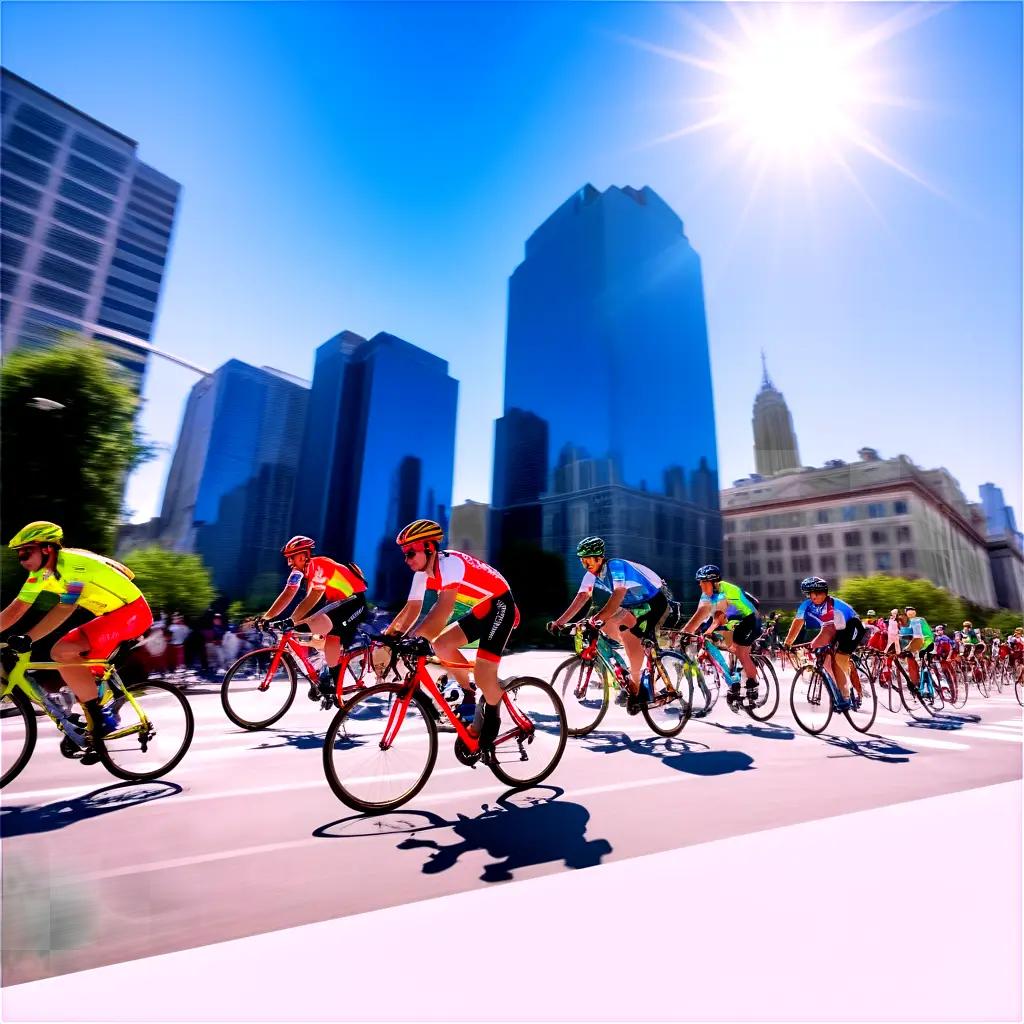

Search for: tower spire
xmin=760 ymin=349 xmax=773 ymax=390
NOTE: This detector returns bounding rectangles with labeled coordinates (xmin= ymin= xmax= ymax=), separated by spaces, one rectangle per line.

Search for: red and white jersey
xmin=408 ymin=550 xmax=511 ymax=616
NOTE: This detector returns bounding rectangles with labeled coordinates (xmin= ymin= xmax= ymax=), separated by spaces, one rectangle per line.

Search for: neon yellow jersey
xmin=16 ymin=548 xmax=142 ymax=616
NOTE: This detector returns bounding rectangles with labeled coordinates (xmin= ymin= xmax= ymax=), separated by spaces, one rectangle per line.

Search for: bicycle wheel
xmin=991 ymin=667 xmax=1004 ymax=695
xmin=791 ymin=666 xmax=833 ymax=735
xmin=488 ymin=677 xmax=567 ymax=789
xmin=221 ymin=648 xmax=298 ymax=730
xmin=98 ymin=679 xmax=195 ymax=782
xmin=691 ymin=655 xmax=722 ymax=718
xmin=975 ymin=671 xmax=989 ymax=699
xmin=747 ymin=655 xmax=781 ymax=721
xmin=951 ymin=666 xmax=970 ymax=709
xmin=550 ymin=655 xmax=609 ymax=737
xmin=845 ymin=675 xmax=878 ymax=733
xmin=1 ymin=688 xmax=37 ymax=789
xmin=323 ymin=683 xmax=438 ymax=812
xmin=640 ymin=652 xmax=693 ymax=737
xmin=894 ymin=663 xmax=933 ymax=720
xmin=1015 ymin=671 xmax=1022 ymax=707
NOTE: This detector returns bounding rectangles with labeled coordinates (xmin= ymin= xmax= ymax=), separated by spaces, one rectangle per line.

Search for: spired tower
xmin=752 ymin=352 xmax=801 ymax=476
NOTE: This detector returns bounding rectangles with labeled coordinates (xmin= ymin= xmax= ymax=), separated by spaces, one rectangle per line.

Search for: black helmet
xmin=695 ymin=565 xmax=721 ymax=582
xmin=800 ymin=576 xmax=829 ymax=594
xmin=576 ymin=536 xmax=605 ymax=559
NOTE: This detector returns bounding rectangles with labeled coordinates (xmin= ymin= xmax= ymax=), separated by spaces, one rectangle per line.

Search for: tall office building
xmin=752 ymin=352 xmax=801 ymax=476
xmin=491 ymin=184 xmax=721 ymax=597
xmin=978 ymin=483 xmax=1024 ymax=611
xmin=291 ymin=331 xmax=458 ymax=607
xmin=1 ymin=68 xmax=180 ymax=390
xmin=159 ymin=360 xmax=309 ymax=599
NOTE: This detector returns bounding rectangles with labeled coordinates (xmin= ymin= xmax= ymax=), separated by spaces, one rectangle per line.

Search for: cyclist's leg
xmin=604 ymin=607 xmax=643 ymax=690
xmin=301 ymin=595 xmax=368 ymax=667
xmin=730 ymin=614 xmax=759 ymax=695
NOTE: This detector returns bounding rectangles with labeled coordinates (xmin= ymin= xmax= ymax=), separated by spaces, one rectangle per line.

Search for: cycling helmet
xmin=695 ymin=565 xmax=721 ymax=582
xmin=281 ymin=535 xmax=315 ymax=556
xmin=866 ymin=609 xmax=876 ymax=618
xmin=963 ymin=620 xmax=973 ymax=628
xmin=395 ymin=519 xmax=444 ymax=546
xmin=800 ymin=576 xmax=829 ymax=594
xmin=8 ymin=521 xmax=63 ymax=548
xmin=576 ymin=536 xmax=605 ymax=559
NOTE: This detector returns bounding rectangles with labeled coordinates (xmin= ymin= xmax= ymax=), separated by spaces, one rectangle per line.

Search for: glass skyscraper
xmin=491 ymin=184 xmax=721 ymax=597
xmin=159 ymin=360 xmax=309 ymax=600
xmin=290 ymin=331 xmax=458 ymax=607
xmin=0 ymin=68 xmax=180 ymax=391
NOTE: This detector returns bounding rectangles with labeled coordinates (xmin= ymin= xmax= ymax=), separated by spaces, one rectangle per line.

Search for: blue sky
xmin=3 ymin=1 xmax=1021 ymax=528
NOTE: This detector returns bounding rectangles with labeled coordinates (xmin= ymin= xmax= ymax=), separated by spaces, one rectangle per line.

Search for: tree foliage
xmin=1 ymin=336 xmax=153 ymax=555
xmin=123 ymin=546 xmax=216 ymax=618
xmin=837 ymin=574 xmax=966 ymax=626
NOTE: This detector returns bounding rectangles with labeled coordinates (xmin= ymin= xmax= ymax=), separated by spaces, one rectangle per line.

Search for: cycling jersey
xmin=934 ymin=635 xmax=954 ymax=655
xmin=287 ymin=556 xmax=367 ymax=602
xmin=795 ymin=596 xmax=858 ymax=631
xmin=408 ymin=550 xmax=512 ymax=620
xmin=962 ymin=628 xmax=983 ymax=646
xmin=16 ymin=547 xmax=142 ymax=616
xmin=697 ymin=581 xmax=756 ymax=623
xmin=578 ymin=559 xmax=663 ymax=608
xmin=903 ymin=616 xmax=934 ymax=648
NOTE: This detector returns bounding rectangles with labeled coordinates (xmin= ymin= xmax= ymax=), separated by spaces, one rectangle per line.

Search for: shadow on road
xmin=255 ymin=728 xmax=327 ymax=751
xmin=703 ymin=719 xmax=795 ymax=741
xmin=816 ymin=733 xmax=913 ymax=763
xmin=582 ymin=731 xmax=755 ymax=776
xmin=0 ymin=781 xmax=181 ymax=837
xmin=314 ymin=786 xmax=613 ymax=882
xmin=906 ymin=711 xmax=982 ymax=732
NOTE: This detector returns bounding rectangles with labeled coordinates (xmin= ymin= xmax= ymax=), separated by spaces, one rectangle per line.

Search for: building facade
xmin=158 ymin=360 xmax=309 ymax=600
xmin=722 ymin=449 xmax=997 ymax=608
xmin=1 ymin=68 xmax=180 ymax=391
xmin=978 ymin=483 xmax=1024 ymax=611
xmin=752 ymin=353 xmax=801 ymax=477
xmin=490 ymin=184 xmax=721 ymax=597
xmin=449 ymin=500 xmax=489 ymax=562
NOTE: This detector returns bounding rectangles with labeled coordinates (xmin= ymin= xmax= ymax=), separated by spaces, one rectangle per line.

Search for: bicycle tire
xmin=844 ymin=675 xmax=878 ymax=733
xmin=221 ymin=648 xmax=298 ymax=730
xmin=951 ymin=666 xmax=970 ymax=709
xmin=550 ymin=655 xmax=609 ymax=737
xmin=488 ymin=676 xmax=568 ymax=789
xmin=0 ymin=688 xmax=37 ymax=789
xmin=791 ymin=665 xmax=833 ymax=735
xmin=640 ymin=651 xmax=693 ymax=737
xmin=97 ymin=680 xmax=195 ymax=782
xmin=893 ymin=661 xmax=933 ymax=720
xmin=747 ymin=655 xmax=781 ymax=721
xmin=323 ymin=683 xmax=438 ymax=813
xmin=1015 ymin=672 xmax=1022 ymax=708
xmin=991 ymin=667 xmax=1004 ymax=695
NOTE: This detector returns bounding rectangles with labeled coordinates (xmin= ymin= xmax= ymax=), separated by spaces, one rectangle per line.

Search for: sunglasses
xmin=402 ymin=547 xmax=421 ymax=561
xmin=16 ymin=546 xmax=39 ymax=562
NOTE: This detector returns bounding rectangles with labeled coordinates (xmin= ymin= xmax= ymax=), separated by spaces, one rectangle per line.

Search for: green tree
xmin=985 ymin=609 xmax=1023 ymax=634
xmin=123 ymin=547 xmax=216 ymax=618
xmin=1 ymin=336 xmax=153 ymax=559
xmin=837 ymin=574 xmax=965 ymax=626
xmin=496 ymin=542 xmax=570 ymax=648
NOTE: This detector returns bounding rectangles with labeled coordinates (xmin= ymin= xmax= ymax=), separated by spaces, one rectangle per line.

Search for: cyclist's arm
xmin=414 ymin=589 xmax=457 ymax=642
xmin=809 ymin=622 xmax=836 ymax=649
xmin=592 ymin=585 xmax=629 ymax=623
xmin=291 ymin=586 xmax=324 ymax=622
xmin=682 ymin=602 xmax=720 ymax=634
xmin=783 ymin=618 xmax=805 ymax=646
xmin=262 ymin=584 xmax=298 ymax=620
xmin=22 ymin=601 xmax=78 ymax=643
xmin=0 ymin=598 xmax=32 ymax=633
xmin=385 ymin=601 xmax=422 ymax=636
xmin=553 ymin=591 xmax=590 ymax=628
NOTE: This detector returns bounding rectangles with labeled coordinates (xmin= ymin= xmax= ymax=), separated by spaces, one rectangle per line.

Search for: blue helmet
xmin=695 ymin=565 xmax=721 ymax=582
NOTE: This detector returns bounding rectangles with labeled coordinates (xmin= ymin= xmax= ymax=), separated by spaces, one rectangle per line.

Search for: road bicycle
xmin=668 ymin=630 xmax=780 ymax=721
xmin=322 ymin=634 xmax=567 ymax=812
xmin=859 ymin=649 xmax=934 ymax=721
xmin=548 ymin=621 xmax=693 ymax=737
xmin=787 ymin=643 xmax=878 ymax=735
xmin=1 ymin=641 xmax=194 ymax=788
xmin=1015 ymin=664 xmax=1023 ymax=708
xmin=221 ymin=627 xmax=376 ymax=730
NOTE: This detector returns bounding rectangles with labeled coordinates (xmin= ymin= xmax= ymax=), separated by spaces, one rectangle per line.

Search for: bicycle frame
xmin=257 ymin=629 xmax=371 ymax=699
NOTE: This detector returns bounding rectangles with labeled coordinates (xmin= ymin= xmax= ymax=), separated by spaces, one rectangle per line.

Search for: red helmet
xmin=281 ymin=535 xmax=315 ymax=557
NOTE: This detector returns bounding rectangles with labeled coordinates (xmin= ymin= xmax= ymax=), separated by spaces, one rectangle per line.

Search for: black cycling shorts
xmin=728 ymin=612 xmax=760 ymax=648
xmin=320 ymin=593 xmax=369 ymax=647
xmin=621 ymin=591 xmax=669 ymax=639
xmin=836 ymin=617 xmax=866 ymax=655
xmin=457 ymin=591 xmax=518 ymax=663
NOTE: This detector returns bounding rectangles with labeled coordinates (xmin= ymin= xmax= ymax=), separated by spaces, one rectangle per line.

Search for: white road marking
xmin=872 ymin=733 xmax=970 ymax=751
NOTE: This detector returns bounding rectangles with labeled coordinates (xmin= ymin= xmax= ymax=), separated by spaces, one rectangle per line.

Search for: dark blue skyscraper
xmin=291 ymin=331 xmax=457 ymax=606
xmin=491 ymin=184 xmax=721 ymax=595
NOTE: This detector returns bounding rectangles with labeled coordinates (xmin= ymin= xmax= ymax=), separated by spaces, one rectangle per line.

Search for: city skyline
xmin=2 ymin=2 xmax=1020 ymax=531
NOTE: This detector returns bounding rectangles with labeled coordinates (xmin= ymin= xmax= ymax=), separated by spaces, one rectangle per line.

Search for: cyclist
xmin=864 ymin=609 xmax=888 ymax=654
xmin=547 ymin=537 xmax=668 ymax=716
xmin=933 ymin=625 xmax=956 ymax=683
xmin=257 ymin=535 xmax=369 ymax=697
xmin=678 ymin=565 xmax=760 ymax=712
xmin=899 ymin=606 xmax=934 ymax=692
xmin=782 ymin=577 xmax=865 ymax=709
xmin=0 ymin=521 xmax=153 ymax=754
xmin=961 ymin=620 xmax=984 ymax=670
xmin=1008 ymin=627 xmax=1024 ymax=668
xmin=387 ymin=519 xmax=518 ymax=750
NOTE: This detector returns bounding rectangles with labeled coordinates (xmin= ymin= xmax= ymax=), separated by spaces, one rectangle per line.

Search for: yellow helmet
xmin=8 ymin=521 xmax=63 ymax=548
xmin=395 ymin=519 xmax=443 ymax=546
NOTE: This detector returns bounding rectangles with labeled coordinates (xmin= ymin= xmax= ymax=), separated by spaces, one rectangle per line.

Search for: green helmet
xmin=8 ymin=521 xmax=63 ymax=548
xmin=576 ymin=536 xmax=605 ymax=559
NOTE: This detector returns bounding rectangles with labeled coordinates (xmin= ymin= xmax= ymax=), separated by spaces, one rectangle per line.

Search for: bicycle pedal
xmin=80 ymin=747 xmax=101 ymax=766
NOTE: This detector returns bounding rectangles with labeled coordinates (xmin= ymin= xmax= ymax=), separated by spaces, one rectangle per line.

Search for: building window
xmin=900 ymin=550 xmax=915 ymax=570
xmin=1 ymin=234 xmax=26 ymax=268
xmin=767 ymin=558 xmax=784 ymax=575
xmin=0 ymin=267 xmax=18 ymax=297
xmin=742 ymin=540 xmax=759 ymax=555
xmin=817 ymin=532 xmax=833 ymax=549
xmin=46 ymin=226 xmax=101 ymax=264
xmin=875 ymin=551 xmax=893 ymax=571
xmin=71 ymin=133 xmax=130 ymax=174
xmin=133 ymin=177 xmax=178 ymax=207
xmin=789 ymin=535 xmax=808 ymax=551
xmin=727 ymin=562 xmax=738 ymax=577
xmin=870 ymin=529 xmax=889 ymax=545
xmin=845 ymin=553 xmax=865 ymax=573
xmin=6 ymin=125 xmax=58 ymax=164
xmin=105 ymin=276 xmax=159 ymax=303
xmin=817 ymin=509 xmax=831 ymax=524
xmin=1 ymin=145 xmax=50 ymax=185
xmin=843 ymin=530 xmax=862 ymax=548
xmin=37 ymin=252 xmax=93 ymax=293
xmin=723 ymin=520 xmax=736 ymax=535
xmin=14 ymin=103 xmax=67 ymax=141
xmin=30 ymin=281 xmax=86 ymax=318
xmin=100 ymin=295 xmax=154 ymax=321
xmin=793 ymin=580 xmax=805 ymax=599
xmin=115 ymin=239 xmax=165 ymax=267
xmin=897 ymin=525 xmax=911 ymax=543
xmin=867 ymin=502 xmax=887 ymax=518
xmin=1 ymin=202 xmax=35 ymax=238
xmin=59 ymin=177 xmax=115 ymax=217
xmin=65 ymin=154 xmax=120 ymax=195
xmin=820 ymin=554 xmax=837 ymax=574
xmin=53 ymin=200 xmax=105 ymax=237
xmin=893 ymin=500 xmax=909 ymax=515
xmin=792 ymin=555 xmax=812 ymax=573
xmin=1 ymin=174 xmax=42 ymax=208
xmin=765 ymin=537 xmax=782 ymax=552
xmin=842 ymin=505 xmax=859 ymax=521
xmin=109 ymin=256 xmax=162 ymax=283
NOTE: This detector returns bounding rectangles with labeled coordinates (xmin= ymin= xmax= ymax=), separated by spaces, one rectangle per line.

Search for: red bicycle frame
xmin=258 ymin=630 xmax=372 ymax=702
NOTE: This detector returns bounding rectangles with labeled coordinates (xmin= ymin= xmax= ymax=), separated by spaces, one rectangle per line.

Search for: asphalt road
xmin=2 ymin=650 xmax=1021 ymax=986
